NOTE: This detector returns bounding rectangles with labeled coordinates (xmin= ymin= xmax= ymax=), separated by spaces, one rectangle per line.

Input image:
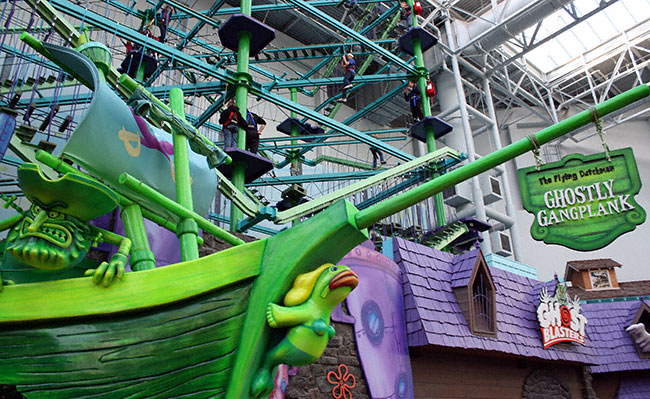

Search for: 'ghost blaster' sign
xmin=518 ymin=148 xmax=645 ymax=251
xmin=537 ymin=285 xmax=587 ymax=349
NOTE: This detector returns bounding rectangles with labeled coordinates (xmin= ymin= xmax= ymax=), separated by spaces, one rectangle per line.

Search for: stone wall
xmin=286 ymin=321 xmax=370 ymax=399
xmin=522 ymin=368 xmax=572 ymax=399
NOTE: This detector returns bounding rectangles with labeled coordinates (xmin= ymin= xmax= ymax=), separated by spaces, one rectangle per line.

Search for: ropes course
xmin=0 ymin=0 xmax=644 ymax=251
xmin=0 ymin=2 xmax=648 ymax=398
xmin=0 ymin=0 xmax=471 ymax=249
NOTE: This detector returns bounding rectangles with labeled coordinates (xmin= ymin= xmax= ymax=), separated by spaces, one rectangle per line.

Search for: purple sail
xmin=341 ymin=242 xmax=414 ymax=399
xmin=111 ymin=213 xmax=181 ymax=270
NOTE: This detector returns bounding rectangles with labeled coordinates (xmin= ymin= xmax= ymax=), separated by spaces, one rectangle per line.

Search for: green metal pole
xmin=118 ymin=75 xmax=232 ymax=166
xmin=290 ymin=87 xmax=299 ymax=171
xmin=229 ymin=0 xmax=254 ymax=232
xmin=289 ymin=87 xmax=302 ymax=227
xmin=136 ymin=64 xmax=146 ymax=82
xmin=169 ymin=88 xmax=199 ymax=261
xmin=120 ymin=204 xmax=156 ymax=271
xmin=408 ymin=0 xmax=446 ymax=226
xmin=33 ymin=150 xmax=202 ymax=242
xmin=355 ymin=84 xmax=650 ymax=229
xmin=119 ymin=172 xmax=246 ymax=246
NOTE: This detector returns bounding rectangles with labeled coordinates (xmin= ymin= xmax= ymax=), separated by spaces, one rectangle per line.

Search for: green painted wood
xmin=0 ymin=201 xmax=366 ymax=399
xmin=0 ymin=240 xmax=264 ymax=323
xmin=0 ymin=282 xmax=251 ymax=399
xmin=226 ymin=200 xmax=368 ymax=398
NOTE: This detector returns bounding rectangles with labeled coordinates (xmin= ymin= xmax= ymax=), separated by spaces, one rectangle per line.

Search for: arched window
xmin=452 ymin=250 xmax=498 ymax=337
xmin=472 ymin=268 xmax=495 ymax=334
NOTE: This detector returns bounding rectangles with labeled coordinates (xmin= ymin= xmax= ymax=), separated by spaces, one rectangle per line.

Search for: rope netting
xmin=1 ymin=0 xmax=446 ymax=241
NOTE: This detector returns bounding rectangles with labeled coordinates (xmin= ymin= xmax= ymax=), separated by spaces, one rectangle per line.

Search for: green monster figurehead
xmin=4 ymin=163 xmax=119 ymax=273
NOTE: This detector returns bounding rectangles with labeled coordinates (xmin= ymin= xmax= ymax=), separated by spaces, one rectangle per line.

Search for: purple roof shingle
xmin=392 ymin=237 xmax=596 ymax=364
xmin=392 ymin=236 xmax=650 ymax=373
xmin=450 ymin=251 xmax=478 ymax=288
xmin=617 ymin=376 xmax=650 ymax=399
xmin=582 ymin=300 xmax=650 ymax=373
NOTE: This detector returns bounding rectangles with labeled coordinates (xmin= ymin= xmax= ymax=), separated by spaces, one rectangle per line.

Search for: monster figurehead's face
xmin=5 ymin=203 xmax=94 ymax=271
xmin=4 ymin=163 xmax=119 ymax=272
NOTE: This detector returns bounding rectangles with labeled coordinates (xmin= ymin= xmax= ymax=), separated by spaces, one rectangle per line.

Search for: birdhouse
xmin=413 ymin=1 xmax=423 ymax=16
xmin=426 ymin=80 xmax=436 ymax=97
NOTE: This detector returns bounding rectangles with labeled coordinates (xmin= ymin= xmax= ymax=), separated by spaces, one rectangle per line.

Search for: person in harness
xmin=369 ymin=133 xmax=386 ymax=169
xmin=218 ymin=98 xmax=247 ymax=149
xmin=403 ymin=80 xmax=423 ymax=121
xmin=399 ymin=1 xmax=412 ymax=30
xmin=157 ymin=4 xmax=174 ymax=43
xmin=336 ymin=53 xmax=356 ymax=103
xmin=245 ymin=111 xmax=266 ymax=154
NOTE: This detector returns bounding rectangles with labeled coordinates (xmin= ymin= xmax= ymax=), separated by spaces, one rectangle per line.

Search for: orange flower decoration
xmin=327 ymin=364 xmax=356 ymax=399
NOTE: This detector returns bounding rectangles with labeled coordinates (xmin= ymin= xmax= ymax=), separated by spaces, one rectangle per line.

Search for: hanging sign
xmin=537 ymin=284 xmax=587 ymax=349
xmin=518 ymin=148 xmax=645 ymax=251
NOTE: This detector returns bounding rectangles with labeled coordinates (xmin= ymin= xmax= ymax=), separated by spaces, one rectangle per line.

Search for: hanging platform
xmin=398 ymin=27 xmax=438 ymax=56
xmin=15 ymin=124 xmax=38 ymax=143
xmin=281 ymin=184 xmax=307 ymax=202
xmin=409 ymin=116 xmax=453 ymax=142
xmin=218 ymin=14 xmax=275 ymax=57
xmin=422 ymin=217 xmax=490 ymax=253
xmin=276 ymin=183 xmax=308 ymax=212
xmin=37 ymin=140 xmax=57 ymax=154
xmin=276 ymin=196 xmax=308 ymax=212
xmin=372 ymin=222 xmax=403 ymax=236
xmin=217 ymin=147 xmax=273 ymax=184
xmin=277 ymin=117 xmax=324 ymax=142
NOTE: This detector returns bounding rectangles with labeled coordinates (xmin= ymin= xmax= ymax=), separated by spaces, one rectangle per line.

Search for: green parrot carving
xmin=252 ymin=263 xmax=359 ymax=397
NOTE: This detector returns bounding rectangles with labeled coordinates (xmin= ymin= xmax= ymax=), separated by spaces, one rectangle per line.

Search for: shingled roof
xmin=392 ymin=237 xmax=595 ymax=363
xmin=568 ymin=281 xmax=650 ymax=301
xmin=617 ymin=376 xmax=650 ymax=399
xmin=582 ymin=300 xmax=650 ymax=373
xmin=565 ymin=259 xmax=621 ymax=281
xmin=450 ymin=250 xmax=480 ymax=288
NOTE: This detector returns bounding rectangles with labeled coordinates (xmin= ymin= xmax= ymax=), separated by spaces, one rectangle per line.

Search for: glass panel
xmin=522 ymin=0 xmax=650 ymax=74
xmin=589 ymin=270 xmax=612 ymax=289
xmin=472 ymin=271 xmax=494 ymax=332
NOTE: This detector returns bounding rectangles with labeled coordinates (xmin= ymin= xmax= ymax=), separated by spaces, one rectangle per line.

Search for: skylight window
xmin=521 ymin=0 xmax=650 ymax=75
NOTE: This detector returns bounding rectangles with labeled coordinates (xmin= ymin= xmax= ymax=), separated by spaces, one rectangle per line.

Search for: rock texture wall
xmin=522 ymin=368 xmax=572 ymax=399
xmin=286 ymin=321 xmax=370 ymax=399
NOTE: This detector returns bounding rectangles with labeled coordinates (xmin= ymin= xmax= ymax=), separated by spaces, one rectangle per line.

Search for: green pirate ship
xmin=0 ymin=2 xmax=649 ymax=399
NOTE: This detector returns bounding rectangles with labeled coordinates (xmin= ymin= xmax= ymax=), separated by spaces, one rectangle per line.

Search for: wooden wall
xmin=591 ymin=372 xmax=620 ymax=399
xmin=410 ymin=347 xmax=585 ymax=399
